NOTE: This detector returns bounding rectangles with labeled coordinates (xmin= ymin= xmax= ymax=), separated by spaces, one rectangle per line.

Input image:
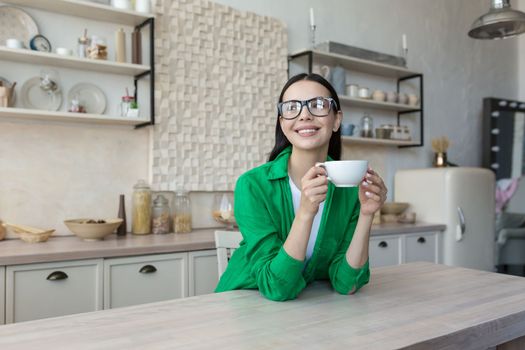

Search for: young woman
xmin=215 ymin=73 xmax=387 ymax=301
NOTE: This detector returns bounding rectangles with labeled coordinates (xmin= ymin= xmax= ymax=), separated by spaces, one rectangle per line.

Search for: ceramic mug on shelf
xmin=386 ymin=91 xmax=398 ymax=103
xmin=358 ymin=87 xmax=370 ymax=99
xmin=341 ymin=123 xmax=355 ymax=136
xmin=346 ymin=84 xmax=359 ymax=98
xmin=408 ymin=94 xmax=419 ymax=107
xmin=6 ymin=38 xmax=23 ymax=49
xmin=372 ymin=90 xmax=386 ymax=102
xmin=111 ymin=0 xmax=132 ymax=10
xmin=398 ymin=92 xmax=408 ymax=105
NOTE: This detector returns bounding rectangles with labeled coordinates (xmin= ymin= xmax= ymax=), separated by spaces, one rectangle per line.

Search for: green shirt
xmin=215 ymin=147 xmax=370 ymax=301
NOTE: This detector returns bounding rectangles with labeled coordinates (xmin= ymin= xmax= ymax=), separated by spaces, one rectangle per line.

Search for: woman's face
xmin=279 ymin=80 xmax=341 ymax=153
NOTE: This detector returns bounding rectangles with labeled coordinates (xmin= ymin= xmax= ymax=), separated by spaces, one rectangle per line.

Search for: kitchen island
xmin=0 ymin=262 xmax=524 ymax=349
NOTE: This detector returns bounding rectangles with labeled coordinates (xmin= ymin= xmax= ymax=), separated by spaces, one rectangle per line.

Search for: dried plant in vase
xmin=431 ymin=136 xmax=450 ymax=167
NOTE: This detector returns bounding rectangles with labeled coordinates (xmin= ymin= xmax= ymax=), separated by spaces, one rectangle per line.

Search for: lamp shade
xmin=468 ymin=0 xmax=525 ymax=39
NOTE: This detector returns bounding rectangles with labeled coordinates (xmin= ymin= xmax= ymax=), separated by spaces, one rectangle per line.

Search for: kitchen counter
xmin=0 ymin=223 xmax=445 ymax=265
xmin=0 ymin=262 xmax=523 ymax=349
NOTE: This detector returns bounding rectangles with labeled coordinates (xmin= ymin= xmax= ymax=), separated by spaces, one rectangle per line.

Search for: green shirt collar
xmin=267 ymin=146 xmax=334 ymax=180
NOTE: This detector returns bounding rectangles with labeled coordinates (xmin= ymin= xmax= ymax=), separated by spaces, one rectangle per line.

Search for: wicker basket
xmin=4 ymin=223 xmax=55 ymax=243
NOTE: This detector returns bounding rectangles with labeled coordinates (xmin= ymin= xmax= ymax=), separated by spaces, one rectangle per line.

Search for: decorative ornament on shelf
xmin=309 ymin=7 xmax=316 ymax=49
xmin=431 ymin=136 xmax=458 ymax=167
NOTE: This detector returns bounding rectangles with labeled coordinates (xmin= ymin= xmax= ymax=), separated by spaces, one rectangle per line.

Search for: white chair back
xmin=215 ymin=230 xmax=243 ymax=278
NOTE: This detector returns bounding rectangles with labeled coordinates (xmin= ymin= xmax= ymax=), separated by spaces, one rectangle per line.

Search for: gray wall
xmin=213 ymin=0 xmax=519 ymax=196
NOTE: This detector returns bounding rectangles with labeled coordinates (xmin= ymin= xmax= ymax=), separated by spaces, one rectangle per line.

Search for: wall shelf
xmin=290 ymin=49 xmax=420 ymax=79
xmin=3 ymin=0 xmax=153 ymax=26
xmin=339 ymin=95 xmax=420 ymax=112
xmin=342 ymin=136 xmax=418 ymax=147
xmin=0 ymin=47 xmax=150 ymax=76
xmin=0 ymin=107 xmax=149 ymax=126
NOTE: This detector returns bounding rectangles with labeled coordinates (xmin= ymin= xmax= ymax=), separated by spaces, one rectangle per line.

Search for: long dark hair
xmin=268 ymin=73 xmax=342 ymax=161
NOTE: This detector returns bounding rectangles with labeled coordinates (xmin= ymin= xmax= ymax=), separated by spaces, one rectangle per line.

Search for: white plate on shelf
xmin=20 ymin=77 xmax=63 ymax=111
xmin=67 ymin=83 xmax=106 ymax=114
xmin=0 ymin=6 xmax=39 ymax=48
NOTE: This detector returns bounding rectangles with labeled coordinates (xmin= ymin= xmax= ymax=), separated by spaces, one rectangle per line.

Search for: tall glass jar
xmin=173 ymin=190 xmax=192 ymax=233
xmin=152 ymin=195 xmax=170 ymax=234
xmin=132 ymin=179 xmax=152 ymax=234
xmin=360 ymin=113 xmax=374 ymax=138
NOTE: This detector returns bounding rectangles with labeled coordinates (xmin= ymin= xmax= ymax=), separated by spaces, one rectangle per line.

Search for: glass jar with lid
xmin=174 ymin=190 xmax=192 ymax=233
xmin=360 ymin=113 xmax=374 ymax=138
xmin=152 ymin=194 xmax=170 ymax=234
xmin=132 ymin=179 xmax=152 ymax=234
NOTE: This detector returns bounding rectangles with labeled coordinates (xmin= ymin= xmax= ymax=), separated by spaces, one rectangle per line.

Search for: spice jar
xmin=132 ymin=179 xmax=152 ymax=234
xmin=77 ymin=30 xmax=90 ymax=59
xmin=174 ymin=190 xmax=192 ymax=233
xmin=152 ymin=195 xmax=170 ymax=234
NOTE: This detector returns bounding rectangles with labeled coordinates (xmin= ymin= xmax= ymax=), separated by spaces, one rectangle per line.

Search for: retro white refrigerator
xmin=395 ymin=167 xmax=496 ymax=271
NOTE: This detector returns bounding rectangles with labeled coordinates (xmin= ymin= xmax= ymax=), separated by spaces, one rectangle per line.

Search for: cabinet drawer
xmin=104 ymin=253 xmax=187 ymax=309
xmin=6 ymin=259 xmax=103 ymax=323
xmin=189 ymin=250 xmax=218 ymax=297
xmin=370 ymin=235 xmax=401 ymax=268
xmin=405 ymin=232 xmax=438 ymax=263
xmin=1 ymin=266 xmax=5 ymax=325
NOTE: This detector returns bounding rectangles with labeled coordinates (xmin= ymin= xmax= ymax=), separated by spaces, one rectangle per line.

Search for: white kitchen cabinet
xmin=5 ymin=259 xmax=103 ymax=323
xmin=369 ymin=235 xmax=402 ymax=268
xmin=1 ymin=266 xmax=5 ymax=325
xmin=404 ymin=232 xmax=440 ymax=264
xmin=188 ymin=250 xmax=218 ymax=296
xmin=369 ymin=231 xmax=441 ymax=268
xmin=104 ymin=253 xmax=188 ymax=309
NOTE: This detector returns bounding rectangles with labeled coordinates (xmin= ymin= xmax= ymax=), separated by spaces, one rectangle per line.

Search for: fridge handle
xmin=456 ymin=206 xmax=466 ymax=241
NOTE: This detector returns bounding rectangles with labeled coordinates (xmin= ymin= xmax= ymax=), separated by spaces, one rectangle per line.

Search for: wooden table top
xmin=0 ymin=262 xmax=523 ymax=349
xmin=0 ymin=223 xmax=445 ymax=265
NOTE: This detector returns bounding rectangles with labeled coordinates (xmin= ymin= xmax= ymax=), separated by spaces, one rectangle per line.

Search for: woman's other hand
xmin=358 ymin=167 xmax=387 ymax=216
xmin=298 ymin=165 xmax=329 ymax=216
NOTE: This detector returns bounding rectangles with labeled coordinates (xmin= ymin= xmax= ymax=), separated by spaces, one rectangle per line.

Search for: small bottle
xmin=131 ymin=29 xmax=142 ymax=64
xmin=360 ymin=113 xmax=374 ymax=138
xmin=117 ymin=194 xmax=127 ymax=236
xmin=174 ymin=190 xmax=192 ymax=233
xmin=115 ymin=28 xmax=126 ymax=63
xmin=132 ymin=180 xmax=152 ymax=234
xmin=77 ymin=29 xmax=89 ymax=58
xmin=152 ymin=195 xmax=170 ymax=234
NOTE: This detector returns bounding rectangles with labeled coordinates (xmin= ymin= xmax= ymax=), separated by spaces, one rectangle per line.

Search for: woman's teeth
xmin=297 ymin=129 xmax=317 ymax=135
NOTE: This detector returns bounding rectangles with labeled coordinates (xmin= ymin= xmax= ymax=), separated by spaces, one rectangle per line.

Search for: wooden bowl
xmin=380 ymin=202 xmax=409 ymax=215
xmin=64 ymin=218 xmax=123 ymax=241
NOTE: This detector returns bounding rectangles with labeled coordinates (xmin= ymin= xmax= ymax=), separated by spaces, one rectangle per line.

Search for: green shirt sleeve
xmin=234 ymin=174 xmax=307 ymax=301
xmin=328 ymin=201 xmax=371 ymax=294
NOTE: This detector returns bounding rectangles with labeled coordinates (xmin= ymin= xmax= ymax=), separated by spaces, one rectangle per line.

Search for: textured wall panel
xmin=153 ymin=0 xmax=288 ymax=191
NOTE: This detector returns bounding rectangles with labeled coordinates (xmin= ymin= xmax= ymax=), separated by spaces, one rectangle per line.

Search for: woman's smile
xmin=295 ymin=124 xmax=321 ymax=137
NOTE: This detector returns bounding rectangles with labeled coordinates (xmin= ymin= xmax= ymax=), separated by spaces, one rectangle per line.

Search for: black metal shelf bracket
xmin=134 ymin=17 xmax=155 ymax=129
xmin=397 ymin=73 xmax=424 ymax=148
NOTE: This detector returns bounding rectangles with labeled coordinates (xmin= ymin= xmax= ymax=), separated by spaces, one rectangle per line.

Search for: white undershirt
xmin=289 ymin=177 xmax=325 ymax=262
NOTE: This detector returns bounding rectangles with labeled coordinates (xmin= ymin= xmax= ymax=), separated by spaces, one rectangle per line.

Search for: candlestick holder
xmin=310 ymin=25 xmax=316 ymax=49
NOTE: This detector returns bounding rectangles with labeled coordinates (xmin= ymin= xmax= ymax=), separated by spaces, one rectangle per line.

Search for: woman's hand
xmin=298 ymin=165 xmax=329 ymax=217
xmin=358 ymin=168 xmax=387 ymax=216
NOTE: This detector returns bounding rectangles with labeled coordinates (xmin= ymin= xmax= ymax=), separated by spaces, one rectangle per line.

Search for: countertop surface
xmin=0 ymin=262 xmax=524 ymax=349
xmin=0 ymin=222 xmax=446 ymax=265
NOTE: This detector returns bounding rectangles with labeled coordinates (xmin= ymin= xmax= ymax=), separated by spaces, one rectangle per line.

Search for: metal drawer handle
xmin=417 ymin=237 xmax=426 ymax=244
xmin=46 ymin=271 xmax=68 ymax=281
xmin=378 ymin=241 xmax=388 ymax=248
xmin=139 ymin=265 xmax=157 ymax=274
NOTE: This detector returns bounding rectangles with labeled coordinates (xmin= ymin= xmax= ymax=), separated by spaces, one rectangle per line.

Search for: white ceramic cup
xmin=398 ymin=92 xmax=408 ymax=104
xmin=135 ymin=0 xmax=151 ymax=13
xmin=408 ymin=94 xmax=419 ymax=106
xmin=316 ymin=160 xmax=368 ymax=187
xmin=111 ymin=0 xmax=132 ymax=10
xmin=372 ymin=90 xmax=386 ymax=102
xmin=346 ymin=84 xmax=359 ymax=98
xmin=55 ymin=47 xmax=73 ymax=56
xmin=358 ymin=87 xmax=370 ymax=99
xmin=6 ymin=38 xmax=23 ymax=49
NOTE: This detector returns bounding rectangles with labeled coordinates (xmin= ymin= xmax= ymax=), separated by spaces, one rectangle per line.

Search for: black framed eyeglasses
xmin=277 ymin=97 xmax=337 ymax=120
